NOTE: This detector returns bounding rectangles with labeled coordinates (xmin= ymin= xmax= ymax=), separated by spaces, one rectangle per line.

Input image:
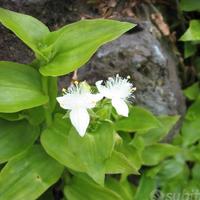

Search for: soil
xmin=0 ymin=0 xmax=186 ymax=127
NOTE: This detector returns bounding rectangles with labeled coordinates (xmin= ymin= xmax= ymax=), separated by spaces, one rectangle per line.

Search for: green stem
xmin=42 ymin=76 xmax=52 ymax=127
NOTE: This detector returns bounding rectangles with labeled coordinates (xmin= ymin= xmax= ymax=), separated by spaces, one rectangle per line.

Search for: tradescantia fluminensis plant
xmin=0 ymin=8 xmax=181 ymax=200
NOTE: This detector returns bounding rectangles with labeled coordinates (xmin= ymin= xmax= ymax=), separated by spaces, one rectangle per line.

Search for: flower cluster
xmin=57 ymin=75 xmax=136 ymax=137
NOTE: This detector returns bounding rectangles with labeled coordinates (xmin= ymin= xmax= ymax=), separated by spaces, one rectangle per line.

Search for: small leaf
xmin=142 ymin=144 xmax=180 ymax=166
xmin=180 ymin=0 xmax=200 ymax=11
xmin=185 ymin=98 xmax=200 ymax=120
xmin=64 ymin=175 xmax=122 ymax=200
xmin=183 ymin=82 xmax=199 ymax=101
xmin=0 ymin=61 xmax=48 ymax=113
xmin=157 ymin=159 xmax=186 ymax=180
xmin=180 ymin=20 xmax=200 ymax=41
xmin=0 ymin=145 xmax=64 ymax=200
xmin=105 ymin=177 xmax=135 ymax=200
xmin=0 ymin=8 xmax=50 ymax=57
xmin=182 ymin=120 xmax=200 ymax=146
xmin=141 ymin=115 xmax=180 ymax=145
xmin=0 ymin=119 xmax=39 ymax=163
xmin=105 ymin=151 xmax=139 ymax=175
xmin=39 ymin=19 xmax=135 ymax=76
xmin=115 ymin=106 xmax=161 ymax=132
xmin=41 ymin=114 xmax=115 ymax=185
xmin=184 ymin=42 xmax=197 ymax=58
xmin=182 ymin=98 xmax=200 ymax=146
xmin=134 ymin=175 xmax=156 ymax=200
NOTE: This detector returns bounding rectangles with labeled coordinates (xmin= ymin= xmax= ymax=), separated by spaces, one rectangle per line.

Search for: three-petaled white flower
xmin=96 ymin=75 xmax=135 ymax=117
xmin=56 ymin=82 xmax=102 ymax=137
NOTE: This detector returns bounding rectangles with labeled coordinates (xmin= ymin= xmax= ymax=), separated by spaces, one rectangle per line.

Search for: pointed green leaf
xmin=183 ymin=82 xmax=199 ymax=101
xmin=182 ymin=98 xmax=200 ymax=146
xmin=0 ymin=61 xmax=48 ymax=113
xmin=64 ymin=176 xmax=122 ymax=200
xmin=105 ymin=150 xmax=138 ymax=174
xmin=184 ymin=42 xmax=197 ymax=58
xmin=0 ymin=119 xmax=39 ymax=163
xmin=41 ymin=114 xmax=115 ymax=185
xmin=0 ymin=8 xmax=50 ymax=56
xmin=142 ymin=144 xmax=180 ymax=166
xmin=105 ymin=178 xmax=135 ymax=200
xmin=180 ymin=20 xmax=200 ymax=41
xmin=142 ymin=115 xmax=180 ymax=145
xmin=39 ymin=19 xmax=135 ymax=76
xmin=115 ymin=106 xmax=161 ymax=132
xmin=0 ymin=145 xmax=64 ymax=200
xmin=180 ymin=0 xmax=200 ymax=11
xmin=134 ymin=175 xmax=156 ymax=200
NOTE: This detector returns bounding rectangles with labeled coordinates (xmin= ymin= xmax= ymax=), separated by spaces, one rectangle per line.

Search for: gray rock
xmin=77 ymin=21 xmax=186 ymax=115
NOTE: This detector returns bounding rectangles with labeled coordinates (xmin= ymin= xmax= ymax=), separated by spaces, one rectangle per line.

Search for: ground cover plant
xmin=0 ymin=1 xmax=200 ymax=199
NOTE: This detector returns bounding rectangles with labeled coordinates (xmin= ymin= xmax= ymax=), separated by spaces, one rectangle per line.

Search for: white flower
xmin=96 ymin=75 xmax=135 ymax=117
xmin=57 ymin=82 xmax=102 ymax=137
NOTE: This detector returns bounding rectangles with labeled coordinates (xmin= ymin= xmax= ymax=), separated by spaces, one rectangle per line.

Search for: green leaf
xmin=142 ymin=144 xmax=180 ymax=166
xmin=180 ymin=0 xmax=200 ymax=11
xmin=180 ymin=20 xmax=200 ymax=41
xmin=115 ymin=106 xmax=161 ymax=132
xmin=182 ymin=98 xmax=200 ymax=146
xmin=41 ymin=114 xmax=115 ymax=185
xmin=0 ymin=112 xmax=25 ymax=121
xmin=64 ymin=175 xmax=122 ymax=200
xmin=134 ymin=175 xmax=156 ymax=200
xmin=182 ymin=120 xmax=200 ymax=146
xmin=184 ymin=42 xmax=197 ymax=58
xmin=22 ymin=106 xmax=45 ymax=125
xmin=0 ymin=8 xmax=50 ymax=57
xmin=39 ymin=19 xmax=135 ymax=76
xmin=0 ymin=119 xmax=39 ymax=163
xmin=183 ymin=82 xmax=199 ymax=100
xmin=185 ymin=98 xmax=200 ymax=120
xmin=156 ymin=159 xmax=186 ymax=180
xmin=192 ymin=163 xmax=200 ymax=181
xmin=141 ymin=115 xmax=180 ymax=145
xmin=0 ymin=145 xmax=64 ymax=200
xmin=105 ymin=177 xmax=135 ymax=200
xmin=116 ymin=143 xmax=142 ymax=172
xmin=0 ymin=61 xmax=48 ymax=113
xmin=105 ymin=150 xmax=139 ymax=175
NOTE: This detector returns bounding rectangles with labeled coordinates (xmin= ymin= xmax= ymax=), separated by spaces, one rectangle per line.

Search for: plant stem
xmin=42 ymin=76 xmax=52 ymax=127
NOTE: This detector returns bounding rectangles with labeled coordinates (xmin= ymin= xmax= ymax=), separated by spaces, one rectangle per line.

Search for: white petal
xmin=111 ymin=98 xmax=129 ymax=117
xmin=96 ymin=80 xmax=112 ymax=99
xmin=56 ymin=95 xmax=73 ymax=110
xmin=86 ymin=93 xmax=103 ymax=109
xmin=69 ymin=108 xmax=90 ymax=137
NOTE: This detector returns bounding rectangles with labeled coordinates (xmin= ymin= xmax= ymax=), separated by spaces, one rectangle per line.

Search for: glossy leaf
xmin=183 ymin=82 xmax=199 ymax=101
xmin=64 ymin=175 xmax=122 ymax=200
xmin=180 ymin=20 xmax=200 ymax=41
xmin=0 ymin=61 xmax=48 ymax=113
xmin=0 ymin=8 xmax=50 ymax=57
xmin=0 ymin=119 xmax=39 ymax=163
xmin=182 ymin=98 xmax=200 ymax=146
xmin=115 ymin=106 xmax=161 ymax=132
xmin=180 ymin=0 xmax=200 ymax=11
xmin=142 ymin=144 xmax=180 ymax=166
xmin=142 ymin=115 xmax=180 ymax=145
xmin=105 ymin=150 xmax=139 ymax=175
xmin=105 ymin=177 xmax=135 ymax=200
xmin=39 ymin=19 xmax=135 ymax=76
xmin=134 ymin=175 xmax=156 ymax=200
xmin=157 ymin=159 xmax=186 ymax=180
xmin=0 ymin=145 xmax=64 ymax=200
xmin=182 ymin=120 xmax=200 ymax=146
xmin=184 ymin=42 xmax=197 ymax=58
xmin=41 ymin=114 xmax=115 ymax=185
